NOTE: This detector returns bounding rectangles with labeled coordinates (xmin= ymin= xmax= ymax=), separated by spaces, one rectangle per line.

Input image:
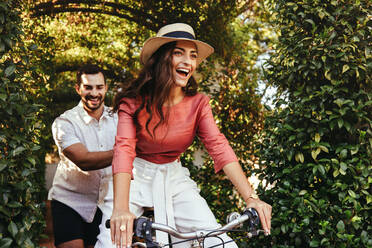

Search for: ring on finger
xmin=120 ymin=225 xmax=126 ymax=232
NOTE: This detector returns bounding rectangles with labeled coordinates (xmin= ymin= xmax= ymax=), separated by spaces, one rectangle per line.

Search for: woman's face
xmin=171 ymin=40 xmax=198 ymax=88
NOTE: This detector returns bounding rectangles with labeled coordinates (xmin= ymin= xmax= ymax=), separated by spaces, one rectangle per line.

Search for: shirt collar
xmin=78 ymin=101 xmax=110 ymax=124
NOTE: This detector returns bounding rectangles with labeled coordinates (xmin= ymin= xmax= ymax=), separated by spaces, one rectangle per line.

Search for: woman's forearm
xmin=222 ymin=162 xmax=254 ymax=201
xmin=113 ymin=172 xmax=132 ymax=211
xmin=223 ymin=161 xmax=272 ymax=234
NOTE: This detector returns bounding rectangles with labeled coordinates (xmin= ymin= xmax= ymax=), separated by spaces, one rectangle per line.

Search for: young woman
xmin=110 ymin=23 xmax=272 ymax=248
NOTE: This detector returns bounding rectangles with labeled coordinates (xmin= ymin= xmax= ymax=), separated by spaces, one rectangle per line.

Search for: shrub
xmin=252 ymin=0 xmax=371 ymax=247
xmin=0 ymin=1 xmax=46 ymax=247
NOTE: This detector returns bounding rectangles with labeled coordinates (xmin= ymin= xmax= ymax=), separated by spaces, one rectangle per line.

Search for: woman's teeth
xmin=176 ymin=68 xmax=189 ymax=76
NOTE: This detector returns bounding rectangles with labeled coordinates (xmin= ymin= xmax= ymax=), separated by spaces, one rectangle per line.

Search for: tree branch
xmin=34 ymin=0 xmax=158 ymax=23
xmin=31 ymin=0 xmax=160 ymax=31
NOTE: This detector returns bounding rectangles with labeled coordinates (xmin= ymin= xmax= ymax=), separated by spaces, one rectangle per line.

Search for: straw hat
xmin=140 ymin=23 xmax=214 ymax=65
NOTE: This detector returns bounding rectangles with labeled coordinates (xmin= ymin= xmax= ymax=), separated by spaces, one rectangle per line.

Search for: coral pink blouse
xmin=112 ymin=93 xmax=238 ymax=175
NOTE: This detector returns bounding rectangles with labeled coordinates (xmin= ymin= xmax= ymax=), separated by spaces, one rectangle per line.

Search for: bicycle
xmin=106 ymin=208 xmax=263 ymax=248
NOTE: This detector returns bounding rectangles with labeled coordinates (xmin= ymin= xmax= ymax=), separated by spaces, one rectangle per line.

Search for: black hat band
xmin=162 ymin=31 xmax=195 ymax=40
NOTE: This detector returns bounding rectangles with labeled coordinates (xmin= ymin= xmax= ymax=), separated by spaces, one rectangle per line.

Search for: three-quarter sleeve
xmin=197 ymin=96 xmax=238 ymax=173
xmin=112 ymin=98 xmax=138 ymax=175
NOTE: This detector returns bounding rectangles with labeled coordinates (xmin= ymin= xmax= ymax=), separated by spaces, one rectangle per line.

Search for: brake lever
xmin=243 ymin=208 xmax=261 ymax=238
xmin=247 ymin=229 xmax=266 ymax=238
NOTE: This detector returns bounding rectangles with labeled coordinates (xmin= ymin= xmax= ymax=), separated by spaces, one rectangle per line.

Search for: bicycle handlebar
xmin=105 ymin=208 xmax=260 ymax=240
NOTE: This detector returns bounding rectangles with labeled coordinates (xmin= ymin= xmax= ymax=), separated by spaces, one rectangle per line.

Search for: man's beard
xmin=83 ymin=96 xmax=104 ymax=111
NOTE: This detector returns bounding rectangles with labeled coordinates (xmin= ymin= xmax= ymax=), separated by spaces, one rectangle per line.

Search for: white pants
xmin=95 ymin=158 xmax=237 ymax=248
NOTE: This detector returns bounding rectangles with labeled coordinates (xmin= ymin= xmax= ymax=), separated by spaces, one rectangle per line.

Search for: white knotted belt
xmin=152 ymin=164 xmax=176 ymax=245
xmin=133 ymin=158 xmax=178 ymax=246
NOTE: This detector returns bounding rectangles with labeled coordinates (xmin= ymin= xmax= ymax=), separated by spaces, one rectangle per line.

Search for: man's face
xmin=75 ymin=72 xmax=107 ymax=113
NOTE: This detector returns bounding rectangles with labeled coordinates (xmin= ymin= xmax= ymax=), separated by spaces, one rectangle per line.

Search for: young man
xmin=48 ymin=64 xmax=117 ymax=248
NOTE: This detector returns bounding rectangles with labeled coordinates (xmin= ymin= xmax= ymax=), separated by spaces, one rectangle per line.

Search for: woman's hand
xmin=110 ymin=208 xmax=136 ymax=248
xmin=245 ymin=197 xmax=272 ymax=235
xmin=112 ymin=172 xmax=134 ymax=247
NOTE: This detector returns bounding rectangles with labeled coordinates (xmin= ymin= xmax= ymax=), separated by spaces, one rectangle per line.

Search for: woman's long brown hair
xmin=113 ymin=41 xmax=198 ymax=138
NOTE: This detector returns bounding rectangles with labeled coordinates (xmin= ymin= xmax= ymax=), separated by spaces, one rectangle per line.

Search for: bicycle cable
xmin=151 ymin=228 xmax=251 ymax=248
xmin=202 ymin=228 xmax=259 ymax=248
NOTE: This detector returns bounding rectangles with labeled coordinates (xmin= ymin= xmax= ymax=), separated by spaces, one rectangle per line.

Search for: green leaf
xmin=331 ymin=158 xmax=339 ymax=164
xmin=299 ymin=190 xmax=307 ymax=195
xmin=3 ymin=37 xmax=12 ymax=48
xmin=4 ymin=65 xmax=16 ymax=77
xmin=8 ymin=221 xmax=18 ymax=237
xmin=334 ymin=99 xmax=344 ymax=107
xmin=340 ymin=149 xmax=348 ymax=158
xmin=305 ymin=19 xmax=315 ymax=29
xmin=0 ymin=238 xmax=13 ymax=248
xmin=318 ymin=165 xmax=325 ymax=175
xmin=12 ymin=146 xmax=26 ymax=156
xmin=337 ymin=118 xmax=344 ymax=129
xmin=340 ymin=162 xmax=347 ymax=171
xmin=281 ymin=224 xmax=288 ymax=233
xmin=0 ymin=161 xmax=7 ymax=172
xmin=310 ymin=240 xmax=319 ymax=247
xmin=321 ymin=237 xmax=329 ymax=245
xmin=348 ymin=190 xmax=356 ymax=198
xmin=0 ymin=93 xmax=7 ymax=101
xmin=284 ymin=124 xmax=294 ymax=131
xmin=28 ymin=44 xmax=38 ymax=51
xmin=27 ymin=157 xmax=36 ymax=166
xmin=336 ymin=220 xmax=345 ymax=232
xmin=344 ymin=121 xmax=351 ymax=131
xmin=367 ymin=195 xmax=372 ymax=204
xmin=7 ymin=201 xmax=23 ymax=208
xmin=286 ymin=150 xmax=294 ymax=161
xmin=0 ymin=205 xmax=11 ymax=217
xmin=361 ymin=230 xmax=368 ymax=243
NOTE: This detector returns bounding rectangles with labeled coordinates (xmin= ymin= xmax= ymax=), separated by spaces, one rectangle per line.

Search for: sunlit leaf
xmin=342 ymin=64 xmax=350 ymax=74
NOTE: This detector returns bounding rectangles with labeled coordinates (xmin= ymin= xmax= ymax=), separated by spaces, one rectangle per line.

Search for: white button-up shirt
xmin=48 ymin=101 xmax=117 ymax=222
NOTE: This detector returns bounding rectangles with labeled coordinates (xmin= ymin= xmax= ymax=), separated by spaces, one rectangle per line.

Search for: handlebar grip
xmin=105 ymin=219 xmax=140 ymax=230
xmin=244 ymin=208 xmax=260 ymax=226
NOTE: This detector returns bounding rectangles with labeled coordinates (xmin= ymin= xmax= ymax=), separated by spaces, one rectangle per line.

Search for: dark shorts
xmin=51 ymin=200 xmax=102 ymax=246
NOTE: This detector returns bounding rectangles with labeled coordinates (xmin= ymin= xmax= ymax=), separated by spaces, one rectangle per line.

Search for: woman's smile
xmin=171 ymin=40 xmax=198 ymax=88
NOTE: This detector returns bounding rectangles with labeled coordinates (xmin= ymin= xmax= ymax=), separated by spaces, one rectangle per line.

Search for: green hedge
xmin=252 ymin=0 xmax=371 ymax=247
xmin=0 ymin=1 xmax=46 ymax=247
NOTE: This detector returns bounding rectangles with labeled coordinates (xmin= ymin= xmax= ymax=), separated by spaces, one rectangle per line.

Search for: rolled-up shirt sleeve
xmin=52 ymin=117 xmax=80 ymax=151
xmin=197 ymin=96 xmax=238 ymax=173
xmin=112 ymin=98 xmax=137 ymax=175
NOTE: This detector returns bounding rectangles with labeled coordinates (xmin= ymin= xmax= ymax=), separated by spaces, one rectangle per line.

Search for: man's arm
xmin=63 ymin=143 xmax=113 ymax=171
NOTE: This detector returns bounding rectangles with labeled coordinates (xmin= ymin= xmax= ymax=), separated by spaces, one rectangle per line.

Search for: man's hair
xmin=76 ymin=64 xmax=106 ymax=85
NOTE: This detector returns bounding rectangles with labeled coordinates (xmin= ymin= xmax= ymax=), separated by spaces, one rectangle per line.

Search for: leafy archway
xmin=1 ymin=1 xmax=273 ymax=246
